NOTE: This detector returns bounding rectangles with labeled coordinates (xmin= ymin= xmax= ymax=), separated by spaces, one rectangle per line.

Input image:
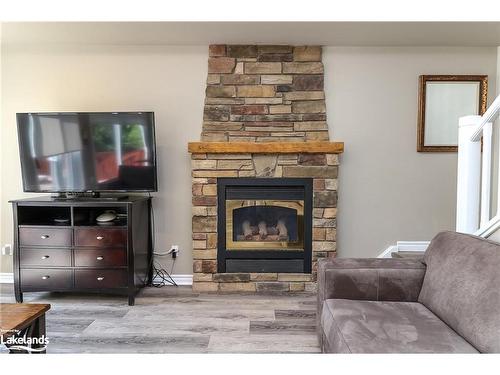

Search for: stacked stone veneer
xmin=191 ymin=45 xmax=338 ymax=293
xmin=203 ymin=44 xmax=328 ymax=142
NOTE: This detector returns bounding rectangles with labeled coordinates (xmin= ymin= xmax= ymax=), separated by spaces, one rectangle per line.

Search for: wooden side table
xmin=0 ymin=303 xmax=50 ymax=354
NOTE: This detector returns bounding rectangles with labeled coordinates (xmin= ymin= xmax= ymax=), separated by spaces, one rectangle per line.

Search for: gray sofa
xmin=317 ymin=231 xmax=500 ymax=353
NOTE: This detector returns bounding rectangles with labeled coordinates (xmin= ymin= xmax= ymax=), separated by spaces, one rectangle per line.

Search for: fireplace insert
xmin=217 ymin=178 xmax=313 ymax=273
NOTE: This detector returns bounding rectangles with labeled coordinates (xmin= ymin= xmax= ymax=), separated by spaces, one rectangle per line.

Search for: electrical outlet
xmin=170 ymin=245 xmax=179 ymax=258
xmin=2 ymin=244 xmax=12 ymax=256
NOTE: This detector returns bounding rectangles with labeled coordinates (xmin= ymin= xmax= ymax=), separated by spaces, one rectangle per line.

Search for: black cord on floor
xmin=151 ymin=260 xmax=177 ymax=287
xmin=148 ymin=192 xmax=178 ymax=287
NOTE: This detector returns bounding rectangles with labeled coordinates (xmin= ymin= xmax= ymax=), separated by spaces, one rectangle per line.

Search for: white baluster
xmin=480 ymin=122 xmax=493 ymax=228
xmin=456 ymin=115 xmax=482 ymax=234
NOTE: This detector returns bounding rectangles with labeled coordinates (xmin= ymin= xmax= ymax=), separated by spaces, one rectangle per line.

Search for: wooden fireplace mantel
xmin=188 ymin=141 xmax=344 ymax=154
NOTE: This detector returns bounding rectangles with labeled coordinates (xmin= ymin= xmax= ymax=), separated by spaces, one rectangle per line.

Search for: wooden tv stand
xmin=9 ymin=196 xmax=152 ymax=306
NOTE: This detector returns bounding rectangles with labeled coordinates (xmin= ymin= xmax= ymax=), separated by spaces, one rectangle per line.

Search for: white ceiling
xmin=2 ymin=22 xmax=500 ymax=46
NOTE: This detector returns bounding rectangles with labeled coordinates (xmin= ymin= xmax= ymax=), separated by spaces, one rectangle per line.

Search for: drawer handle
xmin=41 ymin=255 xmax=50 ymax=260
xmin=96 ymin=256 xmax=104 ymax=261
xmin=41 ymin=235 xmax=50 ymax=239
xmin=97 ymin=277 xmax=104 ymax=281
xmin=42 ymin=275 xmax=50 ymax=280
xmin=96 ymin=236 xmax=104 ymax=240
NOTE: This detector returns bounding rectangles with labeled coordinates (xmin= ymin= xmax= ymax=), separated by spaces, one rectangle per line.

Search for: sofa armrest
xmin=317 ymin=258 xmax=426 ymax=305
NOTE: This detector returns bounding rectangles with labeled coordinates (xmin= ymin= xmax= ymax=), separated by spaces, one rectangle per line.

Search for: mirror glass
xmin=424 ymin=82 xmax=480 ymax=146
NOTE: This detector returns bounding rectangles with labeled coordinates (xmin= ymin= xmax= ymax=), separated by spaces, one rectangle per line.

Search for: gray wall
xmin=1 ymin=44 xmax=497 ymax=273
xmin=324 ymin=47 xmax=497 ymax=257
xmin=0 ymin=45 xmax=207 ymax=275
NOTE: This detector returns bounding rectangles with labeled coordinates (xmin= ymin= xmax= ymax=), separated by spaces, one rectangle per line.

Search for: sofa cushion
xmin=418 ymin=231 xmax=500 ymax=353
xmin=321 ymin=299 xmax=478 ymax=353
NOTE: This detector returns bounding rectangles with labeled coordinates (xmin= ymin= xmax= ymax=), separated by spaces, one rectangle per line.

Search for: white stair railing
xmin=456 ymin=94 xmax=500 ymax=236
xmin=471 ymin=94 xmax=500 ymax=141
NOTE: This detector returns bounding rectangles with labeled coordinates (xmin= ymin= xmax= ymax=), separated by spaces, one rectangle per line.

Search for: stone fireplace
xmin=188 ymin=44 xmax=343 ymax=292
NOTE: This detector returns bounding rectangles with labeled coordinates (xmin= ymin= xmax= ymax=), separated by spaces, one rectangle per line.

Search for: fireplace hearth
xmin=217 ymin=178 xmax=312 ymax=273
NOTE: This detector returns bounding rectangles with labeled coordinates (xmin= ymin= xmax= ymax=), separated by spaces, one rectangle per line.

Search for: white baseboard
xmin=166 ymin=274 xmax=193 ymax=285
xmin=0 ymin=273 xmax=14 ymax=283
xmin=0 ymin=273 xmax=193 ymax=285
xmin=378 ymin=245 xmax=399 ymax=258
xmin=378 ymin=241 xmax=430 ymax=258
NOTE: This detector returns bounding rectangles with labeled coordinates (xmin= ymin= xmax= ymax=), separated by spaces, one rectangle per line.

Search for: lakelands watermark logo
xmin=1 ymin=329 xmax=49 ymax=353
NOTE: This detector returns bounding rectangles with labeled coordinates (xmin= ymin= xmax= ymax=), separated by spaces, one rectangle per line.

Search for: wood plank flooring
xmin=0 ymin=284 xmax=319 ymax=353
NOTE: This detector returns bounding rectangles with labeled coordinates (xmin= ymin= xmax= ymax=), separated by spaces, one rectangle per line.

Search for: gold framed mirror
xmin=417 ymin=75 xmax=488 ymax=152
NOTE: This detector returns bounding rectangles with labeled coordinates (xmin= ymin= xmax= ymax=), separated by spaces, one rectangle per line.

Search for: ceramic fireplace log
xmin=242 ymin=220 xmax=254 ymax=239
xmin=277 ymin=219 xmax=288 ymax=240
xmin=239 ymin=220 xmax=290 ymax=241
xmin=236 ymin=234 xmax=282 ymax=241
xmin=258 ymin=221 xmax=268 ymax=239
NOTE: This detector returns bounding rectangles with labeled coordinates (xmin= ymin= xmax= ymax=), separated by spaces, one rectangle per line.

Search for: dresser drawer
xmin=19 ymin=227 xmax=72 ymax=247
xmin=74 ymin=248 xmax=127 ymax=267
xmin=75 ymin=269 xmax=127 ymax=289
xmin=20 ymin=268 xmax=73 ymax=290
xmin=75 ymin=228 xmax=127 ymax=247
xmin=20 ymin=248 xmax=72 ymax=267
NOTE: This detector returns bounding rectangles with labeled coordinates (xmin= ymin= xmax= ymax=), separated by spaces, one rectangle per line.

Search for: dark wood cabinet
xmin=10 ymin=196 xmax=152 ymax=306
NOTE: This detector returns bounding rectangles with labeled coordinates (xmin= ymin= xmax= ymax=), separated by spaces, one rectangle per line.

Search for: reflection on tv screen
xmin=17 ymin=112 xmax=157 ymax=192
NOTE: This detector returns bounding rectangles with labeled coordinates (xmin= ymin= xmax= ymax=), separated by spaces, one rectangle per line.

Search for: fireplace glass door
xmin=227 ymin=200 xmax=304 ymax=250
xmin=217 ymin=178 xmax=313 ymax=273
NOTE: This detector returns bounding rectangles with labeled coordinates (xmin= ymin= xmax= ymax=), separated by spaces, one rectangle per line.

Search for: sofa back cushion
xmin=418 ymin=231 xmax=500 ymax=353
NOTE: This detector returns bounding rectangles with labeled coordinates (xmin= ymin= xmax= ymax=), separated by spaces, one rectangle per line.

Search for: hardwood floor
xmin=0 ymin=283 xmax=319 ymax=353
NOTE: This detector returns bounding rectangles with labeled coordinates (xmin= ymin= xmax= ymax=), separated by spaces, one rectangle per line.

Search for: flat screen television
xmin=17 ymin=112 xmax=157 ymax=193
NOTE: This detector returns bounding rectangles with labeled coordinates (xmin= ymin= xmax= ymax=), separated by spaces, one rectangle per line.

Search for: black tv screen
xmin=17 ymin=112 xmax=157 ymax=193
